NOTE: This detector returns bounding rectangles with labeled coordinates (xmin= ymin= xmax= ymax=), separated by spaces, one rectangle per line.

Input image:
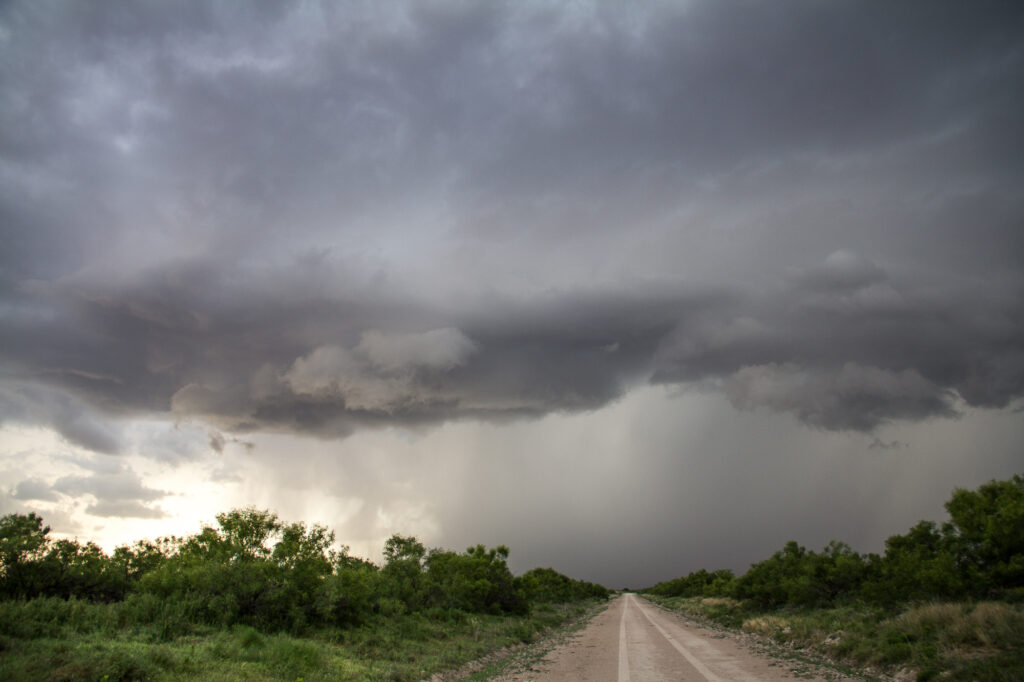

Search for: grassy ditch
xmin=644 ymin=595 xmax=1024 ymax=681
xmin=463 ymin=598 xmax=611 ymax=680
xmin=0 ymin=597 xmax=600 ymax=681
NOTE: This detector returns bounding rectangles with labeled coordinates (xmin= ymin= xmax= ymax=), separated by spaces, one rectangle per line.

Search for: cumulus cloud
xmin=51 ymin=463 xmax=168 ymax=519
xmin=281 ymin=328 xmax=477 ymax=412
xmin=11 ymin=477 xmax=60 ymax=502
xmin=85 ymin=501 xmax=166 ymax=519
xmin=723 ymin=363 xmax=959 ymax=431
xmin=285 ymin=349 xmax=422 ymax=413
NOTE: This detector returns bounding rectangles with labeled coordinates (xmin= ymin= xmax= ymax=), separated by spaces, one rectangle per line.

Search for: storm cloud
xmin=1 ymin=1 xmax=1023 ymax=581
xmin=2 ymin=1 xmax=1022 ymax=440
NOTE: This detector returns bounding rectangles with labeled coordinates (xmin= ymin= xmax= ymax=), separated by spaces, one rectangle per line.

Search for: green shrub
xmin=516 ymin=567 xmax=610 ymax=603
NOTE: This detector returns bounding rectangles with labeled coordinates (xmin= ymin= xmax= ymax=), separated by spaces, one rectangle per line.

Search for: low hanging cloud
xmin=723 ymin=363 xmax=959 ymax=432
xmin=11 ymin=477 xmax=60 ymax=503
xmin=50 ymin=464 xmax=168 ymax=519
xmin=651 ymin=251 xmax=1024 ymax=430
xmin=0 ymin=250 xmax=1021 ymax=438
xmin=790 ymin=249 xmax=888 ymax=293
xmin=283 ymin=328 xmax=477 ymax=412
xmin=207 ymin=430 xmax=254 ymax=454
xmin=0 ymin=0 xmax=1022 ymax=444
xmin=357 ymin=328 xmax=478 ymax=373
xmin=0 ymin=383 xmax=124 ymax=455
xmin=85 ymin=500 xmax=166 ymax=519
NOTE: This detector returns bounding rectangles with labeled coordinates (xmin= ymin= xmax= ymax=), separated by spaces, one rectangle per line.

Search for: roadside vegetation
xmin=0 ymin=509 xmax=610 ymax=680
xmin=642 ymin=474 xmax=1024 ymax=681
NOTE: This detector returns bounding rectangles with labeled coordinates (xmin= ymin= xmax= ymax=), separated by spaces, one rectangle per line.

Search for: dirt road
xmin=496 ymin=593 xmax=853 ymax=681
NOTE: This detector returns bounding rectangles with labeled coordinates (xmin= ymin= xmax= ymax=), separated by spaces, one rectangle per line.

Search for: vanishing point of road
xmin=497 ymin=593 xmax=853 ymax=681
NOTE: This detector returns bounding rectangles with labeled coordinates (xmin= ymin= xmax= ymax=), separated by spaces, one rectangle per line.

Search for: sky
xmin=1 ymin=0 xmax=1023 ymax=589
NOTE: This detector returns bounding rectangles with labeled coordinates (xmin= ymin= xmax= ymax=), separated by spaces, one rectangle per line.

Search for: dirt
xmin=476 ymin=594 xmax=875 ymax=681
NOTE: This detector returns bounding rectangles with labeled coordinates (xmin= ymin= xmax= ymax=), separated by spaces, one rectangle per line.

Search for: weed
xmin=742 ymin=614 xmax=789 ymax=636
xmin=234 ymin=624 xmax=266 ymax=650
xmin=650 ymin=594 xmax=1024 ymax=680
xmin=0 ymin=598 xmax=606 ymax=681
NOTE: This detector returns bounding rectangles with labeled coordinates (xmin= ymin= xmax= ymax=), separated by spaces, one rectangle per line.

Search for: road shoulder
xmin=426 ymin=599 xmax=613 ymax=681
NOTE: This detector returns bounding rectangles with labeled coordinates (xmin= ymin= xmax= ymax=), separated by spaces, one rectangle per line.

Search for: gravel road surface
xmin=495 ymin=593 xmax=857 ymax=681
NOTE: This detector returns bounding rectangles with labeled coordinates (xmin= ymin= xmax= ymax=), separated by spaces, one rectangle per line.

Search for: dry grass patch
xmin=700 ymin=597 xmax=734 ymax=607
xmin=741 ymin=615 xmax=789 ymax=636
xmin=895 ymin=602 xmax=964 ymax=632
xmin=893 ymin=601 xmax=1024 ymax=651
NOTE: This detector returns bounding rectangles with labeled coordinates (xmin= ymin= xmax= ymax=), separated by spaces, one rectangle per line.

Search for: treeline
xmin=644 ymin=474 xmax=1024 ymax=609
xmin=0 ymin=508 xmax=609 ymax=634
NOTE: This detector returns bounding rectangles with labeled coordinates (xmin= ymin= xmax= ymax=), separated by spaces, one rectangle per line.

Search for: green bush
xmin=422 ymin=545 xmax=527 ymax=615
xmin=516 ymin=567 xmax=611 ymax=603
xmin=647 ymin=474 xmax=1024 ymax=612
xmin=0 ymin=506 xmax=611 ymax=648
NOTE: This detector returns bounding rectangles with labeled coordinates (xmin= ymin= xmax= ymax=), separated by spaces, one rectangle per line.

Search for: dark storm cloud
xmin=0 ymin=382 xmax=124 ymax=454
xmin=2 ymin=1 xmax=1023 ymax=440
xmin=654 ymin=250 xmax=1024 ymax=429
xmin=3 ymin=251 xmax=1020 ymax=435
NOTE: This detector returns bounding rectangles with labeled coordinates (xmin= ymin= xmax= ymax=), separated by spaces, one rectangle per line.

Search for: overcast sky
xmin=2 ymin=0 xmax=1023 ymax=588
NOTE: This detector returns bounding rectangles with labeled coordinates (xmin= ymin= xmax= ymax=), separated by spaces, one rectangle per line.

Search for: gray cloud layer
xmin=2 ymin=0 xmax=1023 ymax=447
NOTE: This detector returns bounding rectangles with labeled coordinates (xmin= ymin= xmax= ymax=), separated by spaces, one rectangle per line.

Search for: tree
xmin=382 ymin=534 xmax=426 ymax=610
xmin=735 ymin=541 xmax=808 ymax=608
xmin=517 ymin=567 xmax=611 ymax=603
xmin=110 ymin=540 xmax=168 ymax=599
xmin=320 ymin=556 xmax=381 ymax=626
xmin=945 ymin=474 xmax=1024 ymax=592
xmin=422 ymin=544 xmax=526 ymax=614
xmin=862 ymin=521 xmax=963 ymax=604
xmin=383 ymin=535 xmax=425 ymax=566
xmin=44 ymin=538 xmax=113 ymax=600
xmin=0 ymin=513 xmax=51 ymax=598
xmin=216 ymin=508 xmax=282 ymax=561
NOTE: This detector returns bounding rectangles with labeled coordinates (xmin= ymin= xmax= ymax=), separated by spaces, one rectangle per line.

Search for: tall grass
xmin=896 ymin=601 xmax=1024 ymax=651
xmin=647 ymin=594 xmax=1024 ymax=680
xmin=0 ymin=596 xmax=600 ymax=681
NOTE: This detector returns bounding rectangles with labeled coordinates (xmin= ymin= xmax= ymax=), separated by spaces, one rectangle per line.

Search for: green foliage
xmin=644 ymin=473 xmax=1024 ymax=611
xmin=0 ymin=594 xmax=603 ymax=681
xmin=862 ymin=520 xmax=966 ymax=604
xmin=0 ymin=513 xmax=167 ymax=602
xmin=651 ymin=594 xmax=1024 ymax=679
xmin=0 ymin=504 xmax=611 ymax=666
xmin=642 ymin=474 xmax=1024 ymax=679
xmin=644 ymin=568 xmax=736 ymax=599
xmin=0 ymin=507 xmax=612 ymax=680
xmin=733 ymin=540 xmax=868 ymax=608
xmin=945 ymin=474 xmax=1024 ymax=593
xmin=516 ymin=567 xmax=611 ymax=603
xmin=45 ymin=538 xmax=118 ymax=600
xmin=381 ymin=534 xmax=425 ymax=610
xmin=0 ymin=512 xmax=52 ymax=599
xmin=215 ymin=508 xmax=282 ymax=561
xmin=422 ymin=544 xmax=527 ymax=615
xmin=318 ymin=558 xmax=382 ymax=627
xmin=138 ymin=512 xmax=339 ymax=632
